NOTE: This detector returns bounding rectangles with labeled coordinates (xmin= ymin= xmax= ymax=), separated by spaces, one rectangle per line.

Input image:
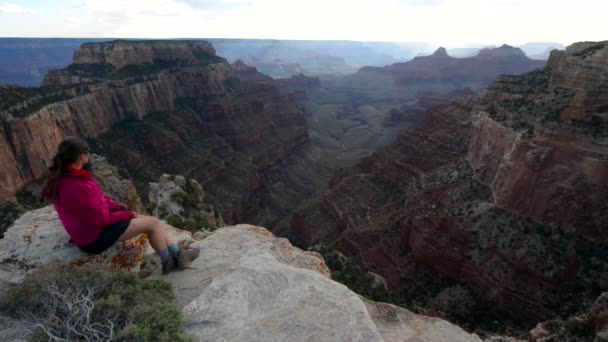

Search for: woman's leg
xmin=117 ymin=216 xmax=174 ymax=253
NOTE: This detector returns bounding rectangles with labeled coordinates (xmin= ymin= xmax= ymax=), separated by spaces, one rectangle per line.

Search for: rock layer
xmin=71 ymin=40 xmax=216 ymax=70
xmin=290 ymin=41 xmax=608 ymax=333
xmin=359 ymin=45 xmax=546 ymax=88
xmin=0 ymin=41 xmax=308 ymax=227
xmin=0 ymin=59 xmax=231 ymax=200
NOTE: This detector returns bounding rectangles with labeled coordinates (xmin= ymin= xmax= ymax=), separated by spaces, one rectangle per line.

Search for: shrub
xmin=166 ymin=214 xmax=214 ymax=233
xmin=0 ymin=202 xmax=24 ymax=238
xmin=170 ymin=191 xmax=201 ymax=210
xmin=166 ymin=214 xmax=185 ymax=228
xmin=1 ymin=263 xmax=190 ymax=341
xmin=311 ymin=246 xmax=393 ymax=303
xmin=144 ymin=202 xmax=157 ymax=215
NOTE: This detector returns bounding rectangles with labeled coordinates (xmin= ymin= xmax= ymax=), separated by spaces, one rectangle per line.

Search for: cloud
xmin=177 ymin=0 xmax=253 ymax=11
xmin=79 ymin=0 xmax=195 ymax=17
xmin=398 ymin=0 xmax=444 ymax=6
xmin=2 ymin=0 xmax=606 ymax=45
xmin=0 ymin=3 xmax=32 ymax=14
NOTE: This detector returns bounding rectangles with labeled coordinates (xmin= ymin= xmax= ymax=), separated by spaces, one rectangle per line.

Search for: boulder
xmin=0 ymin=206 xmax=193 ymax=296
xmin=153 ymin=224 xmax=481 ymax=342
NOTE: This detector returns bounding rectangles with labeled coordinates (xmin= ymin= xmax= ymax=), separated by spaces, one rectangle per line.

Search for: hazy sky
xmin=0 ymin=0 xmax=606 ymax=46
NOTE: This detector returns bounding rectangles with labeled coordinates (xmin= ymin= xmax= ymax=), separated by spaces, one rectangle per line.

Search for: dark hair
xmin=41 ymin=137 xmax=90 ymax=203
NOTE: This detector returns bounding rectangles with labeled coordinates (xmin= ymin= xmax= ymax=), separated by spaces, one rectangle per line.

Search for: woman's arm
xmin=104 ymin=195 xmax=127 ymax=213
xmin=70 ymin=183 xmax=135 ymax=227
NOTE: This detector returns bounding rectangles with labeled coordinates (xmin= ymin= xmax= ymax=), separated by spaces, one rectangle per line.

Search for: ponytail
xmin=41 ymin=137 xmax=90 ymax=203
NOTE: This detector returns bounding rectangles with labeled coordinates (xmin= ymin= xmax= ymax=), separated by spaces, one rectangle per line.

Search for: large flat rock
xmin=156 ymin=224 xmax=481 ymax=342
xmin=0 ymin=205 xmax=192 ymax=295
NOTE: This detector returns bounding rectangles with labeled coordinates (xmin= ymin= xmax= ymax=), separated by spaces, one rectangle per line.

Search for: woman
xmin=41 ymin=137 xmax=199 ymax=274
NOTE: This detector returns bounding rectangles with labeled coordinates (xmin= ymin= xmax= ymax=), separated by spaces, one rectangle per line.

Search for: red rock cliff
xmin=0 ymin=40 xmax=308 ymax=217
xmin=290 ymin=41 xmax=608 ymax=329
xmin=468 ymin=42 xmax=608 ymax=241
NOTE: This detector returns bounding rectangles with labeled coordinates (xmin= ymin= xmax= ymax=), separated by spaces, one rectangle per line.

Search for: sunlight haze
xmin=1 ymin=0 xmax=606 ymax=46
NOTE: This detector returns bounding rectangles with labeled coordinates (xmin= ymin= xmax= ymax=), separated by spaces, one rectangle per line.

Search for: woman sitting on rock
xmin=41 ymin=137 xmax=199 ymax=274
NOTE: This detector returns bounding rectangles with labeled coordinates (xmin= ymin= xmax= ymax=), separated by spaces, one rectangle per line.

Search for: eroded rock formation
xmin=290 ymin=41 xmax=608 ymax=335
xmin=0 ymin=40 xmax=308 ymax=226
xmin=359 ymin=45 xmax=546 ymax=88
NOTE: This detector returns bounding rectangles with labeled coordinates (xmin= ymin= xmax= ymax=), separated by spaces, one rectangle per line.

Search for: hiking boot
xmin=175 ymin=247 xmax=200 ymax=269
xmin=162 ymin=256 xmax=177 ymax=275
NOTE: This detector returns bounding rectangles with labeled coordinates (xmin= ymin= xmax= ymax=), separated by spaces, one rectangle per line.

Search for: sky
xmin=0 ymin=0 xmax=606 ymax=46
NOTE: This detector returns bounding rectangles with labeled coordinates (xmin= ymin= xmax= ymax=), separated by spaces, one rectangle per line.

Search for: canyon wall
xmin=359 ymin=45 xmax=546 ymax=88
xmin=290 ymin=41 xmax=608 ymax=332
xmin=0 ymin=41 xmax=308 ymax=226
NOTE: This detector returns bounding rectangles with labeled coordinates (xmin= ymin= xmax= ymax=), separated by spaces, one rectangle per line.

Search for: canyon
xmin=247 ymin=45 xmax=547 ymax=235
xmin=0 ymin=42 xmax=545 ymax=232
xmin=289 ymin=41 xmax=608 ymax=337
xmin=1 ymin=38 xmax=556 ymax=87
xmin=2 ymin=38 xmax=606 ymax=339
xmin=0 ymin=40 xmax=307 ymax=227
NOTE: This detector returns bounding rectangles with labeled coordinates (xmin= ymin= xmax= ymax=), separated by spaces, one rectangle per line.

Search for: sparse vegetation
xmin=171 ymin=191 xmax=201 ymax=211
xmin=64 ymin=56 xmax=226 ymax=82
xmin=1 ymin=263 xmax=190 ymax=341
xmin=166 ymin=214 xmax=215 ymax=233
xmin=15 ymin=188 xmax=46 ymax=210
xmin=1 ymin=84 xmax=92 ymax=118
xmin=579 ymin=113 xmax=608 ymax=139
xmin=0 ymin=202 xmax=24 ymax=238
xmin=572 ymin=44 xmax=605 ymax=58
xmin=144 ymin=202 xmax=157 ymax=215
xmin=513 ymin=121 xmax=535 ymax=138
xmin=311 ymin=245 xmax=393 ymax=303
xmin=484 ymin=71 xmax=576 ymax=129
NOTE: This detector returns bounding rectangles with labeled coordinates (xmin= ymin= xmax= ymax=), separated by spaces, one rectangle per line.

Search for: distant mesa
xmin=73 ymin=40 xmax=218 ymax=70
xmin=358 ymin=43 xmax=546 ymax=88
xmin=476 ymin=44 xmax=526 ymax=58
xmin=41 ymin=40 xmax=227 ymax=87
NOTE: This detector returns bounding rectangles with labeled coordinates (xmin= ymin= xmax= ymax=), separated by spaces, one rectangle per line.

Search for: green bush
xmin=145 ymin=202 xmax=157 ymax=215
xmin=311 ymin=246 xmax=393 ymax=303
xmin=166 ymin=214 xmax=185 ymax=228
xmin=166 ymin=214 xmax=214 ymax=233
xmin=170 ymin=191 xmax=201 ymax=210
xmin=1 ymin=263 xmax=190 ymax=341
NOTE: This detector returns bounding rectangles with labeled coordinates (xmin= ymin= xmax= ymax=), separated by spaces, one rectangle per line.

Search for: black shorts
xmin=80 ymin=219 xmax=132 ymax=255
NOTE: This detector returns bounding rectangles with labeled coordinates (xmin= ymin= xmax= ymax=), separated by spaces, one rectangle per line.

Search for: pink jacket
xmin=51 ymin=167 xmax=135 ymax=247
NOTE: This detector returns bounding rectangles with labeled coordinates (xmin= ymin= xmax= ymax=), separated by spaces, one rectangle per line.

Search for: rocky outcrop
xmin=290 ymin=41 xmax=608 ymax=335
xmin=0 ymin=205 xmax=194 ymax=295
xmin=0 ymin=41 xmax=308 ymax=226
xmin=527 ymin=291 xmax=608 ymax=341
xmin=88 ymin=154 xmax=144 ymax=212
xmin=148 ymin=173 xmax=225 ymax=235
xmin=468 ymin=42 xmax=608 ymax=241
xmin=156 ymin=224 xmax=481 ymax=341
xmin=0 ymin=203 xmax=482 ymax=341
xmin=431 ymin=47 xmax=450 ymax=58
xmin=0 ymin=60 xmax=231 ymax=201
xmin=359 ymin=45 xmax=546 ymax=89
